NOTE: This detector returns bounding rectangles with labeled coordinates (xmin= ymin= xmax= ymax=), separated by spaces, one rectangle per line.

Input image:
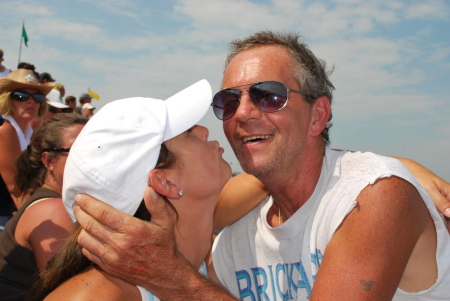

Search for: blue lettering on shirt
xmin=234 ymin=249 xmax=323 ymax=300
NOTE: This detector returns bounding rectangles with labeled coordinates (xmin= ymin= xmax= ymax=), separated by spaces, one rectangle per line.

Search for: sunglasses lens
xmin=250 ymin=81 xmax=288 ymax=112
xmin=32 ymin=94 xmax=45 ymax=104
xmin=12 ymin=91 xmax=45 ymax=104
xmin=213 ymin=89 xmax=240 ymax=120
xmin=12 ymin=92 xmax=29 ymax=102
xmin=249 ymin=81 xmax=287 ymax=112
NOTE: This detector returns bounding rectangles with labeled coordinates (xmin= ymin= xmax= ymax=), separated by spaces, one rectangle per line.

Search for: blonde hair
xmin=0 ymin=91 xmax=48 ymax=118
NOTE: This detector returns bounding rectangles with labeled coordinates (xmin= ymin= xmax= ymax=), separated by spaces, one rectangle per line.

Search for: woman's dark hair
xmin=27 ymin=143 xmax=177 ymax=301
xmin=14 ymin=114 xmax=89 ymax=196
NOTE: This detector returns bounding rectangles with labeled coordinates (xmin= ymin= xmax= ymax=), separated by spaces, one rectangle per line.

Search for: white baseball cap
xmin=63 ymin=79 xmax=212 ymax=221
xmin=82 ymin=103 xmax=95 ymax=110
xmin=47 ymin=89 xmax=70 ymax=109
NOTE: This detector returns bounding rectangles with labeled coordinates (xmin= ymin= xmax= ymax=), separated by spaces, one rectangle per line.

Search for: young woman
xmin=0 ymin=114 xmax=88 ymax=301
xmin=26 ymin=80 xmax=227 ymax=301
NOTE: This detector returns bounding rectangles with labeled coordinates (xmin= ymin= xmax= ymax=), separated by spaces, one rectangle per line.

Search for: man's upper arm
xmin=310 ymin=176 xmax=428 ymax=301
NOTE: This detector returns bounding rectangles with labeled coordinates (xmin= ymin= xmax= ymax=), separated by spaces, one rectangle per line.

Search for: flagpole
xmin=18 ymin=19 xmax=24 ymax=66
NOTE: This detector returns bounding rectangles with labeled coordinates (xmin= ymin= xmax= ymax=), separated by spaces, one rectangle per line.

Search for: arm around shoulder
xmin=214 ymin=172 xmax=268 ymax=230
xmin=396 ymin=157 xmax=450 ymax=218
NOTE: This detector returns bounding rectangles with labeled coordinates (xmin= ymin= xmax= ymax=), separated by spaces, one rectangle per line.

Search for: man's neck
xmin=257 ymin=143 xmax=325 ymax=220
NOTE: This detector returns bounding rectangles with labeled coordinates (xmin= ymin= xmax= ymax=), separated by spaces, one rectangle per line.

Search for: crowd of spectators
xmin=0 ymin=49 xmax=97 ymax=299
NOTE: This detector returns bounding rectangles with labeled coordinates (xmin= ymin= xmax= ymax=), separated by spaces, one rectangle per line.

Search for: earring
xmin=178 ymin=190 xmax=183 ymax=197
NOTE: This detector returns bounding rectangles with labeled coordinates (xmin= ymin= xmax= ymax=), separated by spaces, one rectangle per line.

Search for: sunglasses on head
xmin=43 ymin=147 xmax=71 ymax=153
xmin=211 ymin=81 xmax=311 ymax=121
xmin=11 ymin=91 xmax=45 ymax=104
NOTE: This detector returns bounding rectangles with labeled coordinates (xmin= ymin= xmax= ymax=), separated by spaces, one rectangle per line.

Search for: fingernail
xmin=150 ymin=189 xmax=158 ymax=201
xmin=445 ymin=208 xmax=450 ymax=218
xmin=74 ymin=194 xmax=81 ymax=203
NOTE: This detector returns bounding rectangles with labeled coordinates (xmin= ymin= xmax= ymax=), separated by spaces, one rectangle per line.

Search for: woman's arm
xmin=213 ymin=173 xmax=268 ymax=231
xmin=14 ymin=198 xmax=78 ymax=270
xmin=397 ymin=158 xmax=450 ymax=232
xmin=0 ymin=122 xmax=25 ymax=209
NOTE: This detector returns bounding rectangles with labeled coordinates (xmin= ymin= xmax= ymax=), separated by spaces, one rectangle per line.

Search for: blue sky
xmin=1 ymin=0 xmax=449 ymax=179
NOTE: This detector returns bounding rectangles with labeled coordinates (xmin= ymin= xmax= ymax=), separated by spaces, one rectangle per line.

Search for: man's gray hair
xmin=225 ymin=31 xmax=335 ymax=145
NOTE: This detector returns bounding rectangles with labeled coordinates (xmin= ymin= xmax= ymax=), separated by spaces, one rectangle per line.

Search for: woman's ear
xmin=41 ymin=152 xmax=53 ymax=172
xmin=148 ymin=169 xmax=181 ymax=199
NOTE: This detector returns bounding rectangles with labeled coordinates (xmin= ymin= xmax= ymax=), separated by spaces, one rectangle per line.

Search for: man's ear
xmin=309 ymin=96 xmax=331 ymax=137
xmin=148 ymin=169 xmax=181 ymax=199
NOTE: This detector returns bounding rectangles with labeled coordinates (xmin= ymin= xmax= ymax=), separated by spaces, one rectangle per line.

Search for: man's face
xmin=83 ymin=97 xmax=92 ymax=104
xmin=82 ymin=108 xmax=95 ymax=118
xmin=222 ymin=45 xmax=315 ymax=177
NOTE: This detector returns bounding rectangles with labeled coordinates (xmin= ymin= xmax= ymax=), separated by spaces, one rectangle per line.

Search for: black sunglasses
xmin=11 ymin=91 xmax=46 ymax=104
xmin=211 ymin=81 xmax=311 ymax=121
xmin=43 ymin=148 xmax=71 ymax=153
xmin=48 ymin=105 xmax=73 ymax=114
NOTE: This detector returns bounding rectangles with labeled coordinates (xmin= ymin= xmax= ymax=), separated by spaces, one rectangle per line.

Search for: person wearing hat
xmin=77 ymin=93 xmax=92 ymax=114
xmin=81 ymin=102 xmax=95 ymax=118
xmin=0 ymin=49 xmax=12 ymax=78
xmin=0 ymin=69 xmax=52 ymax=227
xmin=27 ymin=80 xmax=233 ymax=301
xmin=53 ymin=84 xmax=65 ymax=98
xmin=38 ymin=72 xmax=56 ymax=84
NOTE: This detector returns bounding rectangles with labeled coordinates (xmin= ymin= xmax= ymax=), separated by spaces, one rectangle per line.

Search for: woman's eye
xmin=187 ymin=127 xmax=194 ymax=133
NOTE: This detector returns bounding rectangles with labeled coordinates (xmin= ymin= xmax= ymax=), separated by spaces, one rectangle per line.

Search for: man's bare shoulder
xmin=310 ymin=176 xmax=430 ymax=300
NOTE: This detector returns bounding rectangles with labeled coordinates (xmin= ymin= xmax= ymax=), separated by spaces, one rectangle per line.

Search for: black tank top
xmin=0 ymin=188 xmax=61 ymax=301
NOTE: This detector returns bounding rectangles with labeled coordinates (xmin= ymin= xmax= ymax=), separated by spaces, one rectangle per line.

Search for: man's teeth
xmin=243 ymin=135 xmax=272 ymax=143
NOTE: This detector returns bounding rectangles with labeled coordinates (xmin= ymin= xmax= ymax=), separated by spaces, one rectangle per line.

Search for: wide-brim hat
xmin=63 ymin=79 xmax=212 ymax=221
xmin=0 ymin=69 xmax=54 ymax=95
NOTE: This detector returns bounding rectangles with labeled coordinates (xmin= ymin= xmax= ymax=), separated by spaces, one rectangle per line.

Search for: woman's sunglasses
xmin=211 ymin=81 xmax=311 ymax=121
xmin=11 ymin=91 xmax=45 ymax=104
xmin=43 ymin=148 xmax=71 ymax=153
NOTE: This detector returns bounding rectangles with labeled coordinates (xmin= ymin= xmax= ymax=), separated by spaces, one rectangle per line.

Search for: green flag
xmin=22 ymin=24 xmax=28 ymax=47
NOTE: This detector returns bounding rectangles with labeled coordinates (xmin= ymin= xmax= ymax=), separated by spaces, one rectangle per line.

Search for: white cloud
xmin=1 ymin=0 xmax=449 ymax=178
xmin=404 ymin=0 xmax=449 ymax=19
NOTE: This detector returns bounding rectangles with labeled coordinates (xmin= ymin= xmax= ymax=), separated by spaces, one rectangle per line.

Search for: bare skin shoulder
xmin=44 ymin=265 xmax=141 ymax=301
xmin=310 ymin=176 xmax=435 ymax=300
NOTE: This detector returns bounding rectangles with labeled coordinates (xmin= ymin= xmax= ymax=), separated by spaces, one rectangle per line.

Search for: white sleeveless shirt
xmin=212 ymin=148 xmax=450 ymax=300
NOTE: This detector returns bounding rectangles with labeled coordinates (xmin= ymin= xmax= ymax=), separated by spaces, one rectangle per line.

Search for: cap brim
xmin=48 ymin=101 xmax=70 ymax=109
xmin=163 ymin=79 xmax=212 ymax=141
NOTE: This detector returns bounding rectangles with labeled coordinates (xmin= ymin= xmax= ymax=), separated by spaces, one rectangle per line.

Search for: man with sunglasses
xmin=73 ymin=31 xmax=450 ymax=301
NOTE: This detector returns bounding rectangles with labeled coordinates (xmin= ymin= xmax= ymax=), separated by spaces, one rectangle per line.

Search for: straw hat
xmin=0 ymin=69 xmax=54 ymax=95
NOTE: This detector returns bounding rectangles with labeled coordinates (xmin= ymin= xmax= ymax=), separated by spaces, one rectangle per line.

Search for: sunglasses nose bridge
xmin=233 ymin=88 xmax=263 ymax=122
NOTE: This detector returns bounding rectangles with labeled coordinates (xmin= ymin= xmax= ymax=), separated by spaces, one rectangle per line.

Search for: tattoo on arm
xmin=360 ymin=280 xmax=375 ymax=291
